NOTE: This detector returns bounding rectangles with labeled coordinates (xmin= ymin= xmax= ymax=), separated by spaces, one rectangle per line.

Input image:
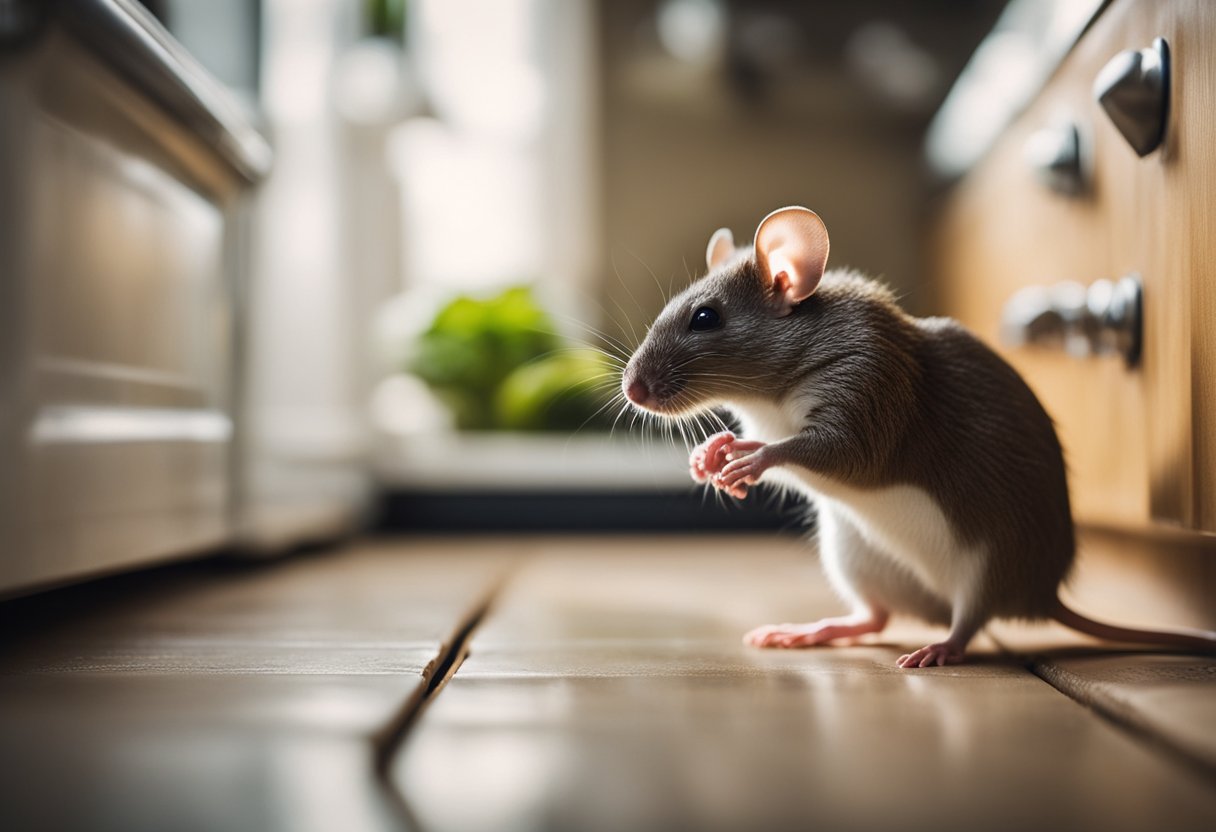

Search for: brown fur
xmin=624 ymin=258 xmax=1074 ymax=620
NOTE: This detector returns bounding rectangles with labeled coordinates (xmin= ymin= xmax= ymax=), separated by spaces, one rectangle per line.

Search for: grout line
xmin=1028 ymin=658 xmax=1216 ymax=784
xmin=370 ymin=638 xmax=476 ymax=832
xmin=988 ymin=632 xmax=1216 ymax=783
xmin=368 ymin=569 xmax=514 ymax=776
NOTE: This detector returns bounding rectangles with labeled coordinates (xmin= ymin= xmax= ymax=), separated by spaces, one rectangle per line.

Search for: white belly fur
xmin=729 ymin=397 xmax=982 ymax=604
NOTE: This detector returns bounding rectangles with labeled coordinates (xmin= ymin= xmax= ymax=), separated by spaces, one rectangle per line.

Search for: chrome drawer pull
xmin=1024 ymin=121 xmax=1084 ymax=195
xmin=1001 ymin=275 xmax=1142 ymax=366
xmin=1093 ymin=37 xmax=1169 ymax=157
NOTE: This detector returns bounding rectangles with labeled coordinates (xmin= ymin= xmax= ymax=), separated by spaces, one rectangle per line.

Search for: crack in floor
xmin=369 ymin=567 xmax=515 ymax=775
xmin=988 ymin=629 xmax=1216 ymax=784
xmin=1028 ymin=656 xmax=1216 ymax=783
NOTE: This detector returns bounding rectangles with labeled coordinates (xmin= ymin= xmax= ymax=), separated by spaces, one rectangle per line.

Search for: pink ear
xmin=706 ymin=227 xmax=735 ymax=270
xmin=753 ymin=207 xmax=829 ymax=315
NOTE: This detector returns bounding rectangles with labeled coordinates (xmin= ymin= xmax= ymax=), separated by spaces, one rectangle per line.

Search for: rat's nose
xmin=625 ymin=377 xmax=650 ymax=406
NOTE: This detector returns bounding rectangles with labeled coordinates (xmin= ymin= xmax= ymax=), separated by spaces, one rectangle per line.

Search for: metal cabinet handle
xmin=1001 ymin=275 xmax=1142 ymax=366
xmin=1093 ymin=38 xmax=1169 ymax=157
xmin=1024 ymin=121 xmax=1085 ymax=196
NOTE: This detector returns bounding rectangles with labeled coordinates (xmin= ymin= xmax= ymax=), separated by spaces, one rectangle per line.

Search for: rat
xmin=621 ymin=205 xmax=1216 ymax=668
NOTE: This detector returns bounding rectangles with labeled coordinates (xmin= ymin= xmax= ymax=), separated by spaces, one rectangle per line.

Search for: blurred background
xmin=225 ymin=0 xmax=1002 ymax=525
xmin=6 ymin=6 xmax=1216 ymax=830
xmin=2 ymin=0 xmax=1060 ymax=593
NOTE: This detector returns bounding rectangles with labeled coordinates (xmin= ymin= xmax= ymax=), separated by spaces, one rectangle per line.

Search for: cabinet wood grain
xmin=934 ymin=0 xmax=1216 ymax=535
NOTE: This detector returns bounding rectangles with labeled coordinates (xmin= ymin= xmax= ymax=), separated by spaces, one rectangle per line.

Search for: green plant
xmin=495 ymin=349 xmax=612 ymax=431
xmin=409 ymin=286 xmax=612 ymax=431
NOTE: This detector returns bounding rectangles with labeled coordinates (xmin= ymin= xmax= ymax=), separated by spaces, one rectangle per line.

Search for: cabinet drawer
xmin=933 ymin=0 xmax=1216 ymax=534
xmin=0 ymin=1 xmax=268 ymax=595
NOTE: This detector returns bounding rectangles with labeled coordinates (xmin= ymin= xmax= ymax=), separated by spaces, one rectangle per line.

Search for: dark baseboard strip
xmin=375 ymin=489 xmax=809 ymax=534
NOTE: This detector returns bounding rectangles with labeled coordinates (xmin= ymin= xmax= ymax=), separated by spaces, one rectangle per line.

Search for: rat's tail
xmin=1052 ymin=600 xmax=1216 ymax=653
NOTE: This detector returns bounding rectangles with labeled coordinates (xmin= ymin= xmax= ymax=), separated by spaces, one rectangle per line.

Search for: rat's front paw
xmin=689 ymin=431 xmax=736 ymax=483
xmin=714 ymin=442 xmax=772 ymax=499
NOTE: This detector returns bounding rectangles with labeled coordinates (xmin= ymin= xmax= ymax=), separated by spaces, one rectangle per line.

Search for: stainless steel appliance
xmin=0 ymin=0 xmax=270 ymax=594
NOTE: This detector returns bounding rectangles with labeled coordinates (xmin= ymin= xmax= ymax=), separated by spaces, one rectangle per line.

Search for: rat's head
xmin=621 ymin=206 xmax=830 ymax=417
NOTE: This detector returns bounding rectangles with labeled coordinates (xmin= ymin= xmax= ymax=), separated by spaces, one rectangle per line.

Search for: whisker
xmin=609 ymin=251 xmax=647 ymax=349
xmin=545 ymin=310 xmax=635 ymax=359
xmin=622 ymin=246 xmax=672 ymax=310
xmin=566 ymin=390 xmax=628 ymax=449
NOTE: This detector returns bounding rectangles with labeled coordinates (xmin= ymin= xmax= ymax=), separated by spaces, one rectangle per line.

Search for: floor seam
xmin=989 ymin=631 xmax=1216 ymax=784
xmin=1029 ymin=658 xmax=1216 ymax=783
xmin=368 ymin=565 xmax=516 ymax=775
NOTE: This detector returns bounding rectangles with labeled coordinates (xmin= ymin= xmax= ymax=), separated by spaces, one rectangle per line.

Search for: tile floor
xmin=1 ymin=534 xmax=1212 ymax=831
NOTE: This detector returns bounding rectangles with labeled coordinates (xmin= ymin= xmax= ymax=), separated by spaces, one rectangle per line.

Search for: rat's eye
xmin=689 ymin=306 xmax=721 ymax=332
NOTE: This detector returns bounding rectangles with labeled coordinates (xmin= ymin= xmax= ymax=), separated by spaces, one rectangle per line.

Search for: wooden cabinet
xmin=934 ymin=0 xmax=1216 ymax=535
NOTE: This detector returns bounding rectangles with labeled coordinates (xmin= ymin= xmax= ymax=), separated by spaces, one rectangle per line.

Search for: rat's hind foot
xmin=744 ymin=610 xmax=889 ymax=648
xmin=897 ymin=641 xmax=966 ymax=669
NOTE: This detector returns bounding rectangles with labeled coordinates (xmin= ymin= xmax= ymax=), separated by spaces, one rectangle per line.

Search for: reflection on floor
xmin=1 ymin=535 xmax=1213 ymax=831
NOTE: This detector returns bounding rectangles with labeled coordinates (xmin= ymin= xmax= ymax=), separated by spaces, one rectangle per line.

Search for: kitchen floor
xmin=1 ymin=535 xmax=1213 ymax=832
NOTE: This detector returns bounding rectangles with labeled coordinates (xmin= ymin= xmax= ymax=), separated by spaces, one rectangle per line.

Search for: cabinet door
xmin=934 ymin=0 xmax=1216 ymax=534
xmin=0 ymin=7 xmax=261 ymax=595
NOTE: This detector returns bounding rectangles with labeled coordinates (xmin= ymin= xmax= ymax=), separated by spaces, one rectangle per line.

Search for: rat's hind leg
xmin=896 ymin=602 xmax=986 ymax=669
xmin=745 ymin=508 xmax=894 ymax=649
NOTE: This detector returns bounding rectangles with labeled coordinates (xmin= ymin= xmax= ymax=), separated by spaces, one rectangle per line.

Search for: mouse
xmin=620 ymin=205 xmax=1216 ymax=668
